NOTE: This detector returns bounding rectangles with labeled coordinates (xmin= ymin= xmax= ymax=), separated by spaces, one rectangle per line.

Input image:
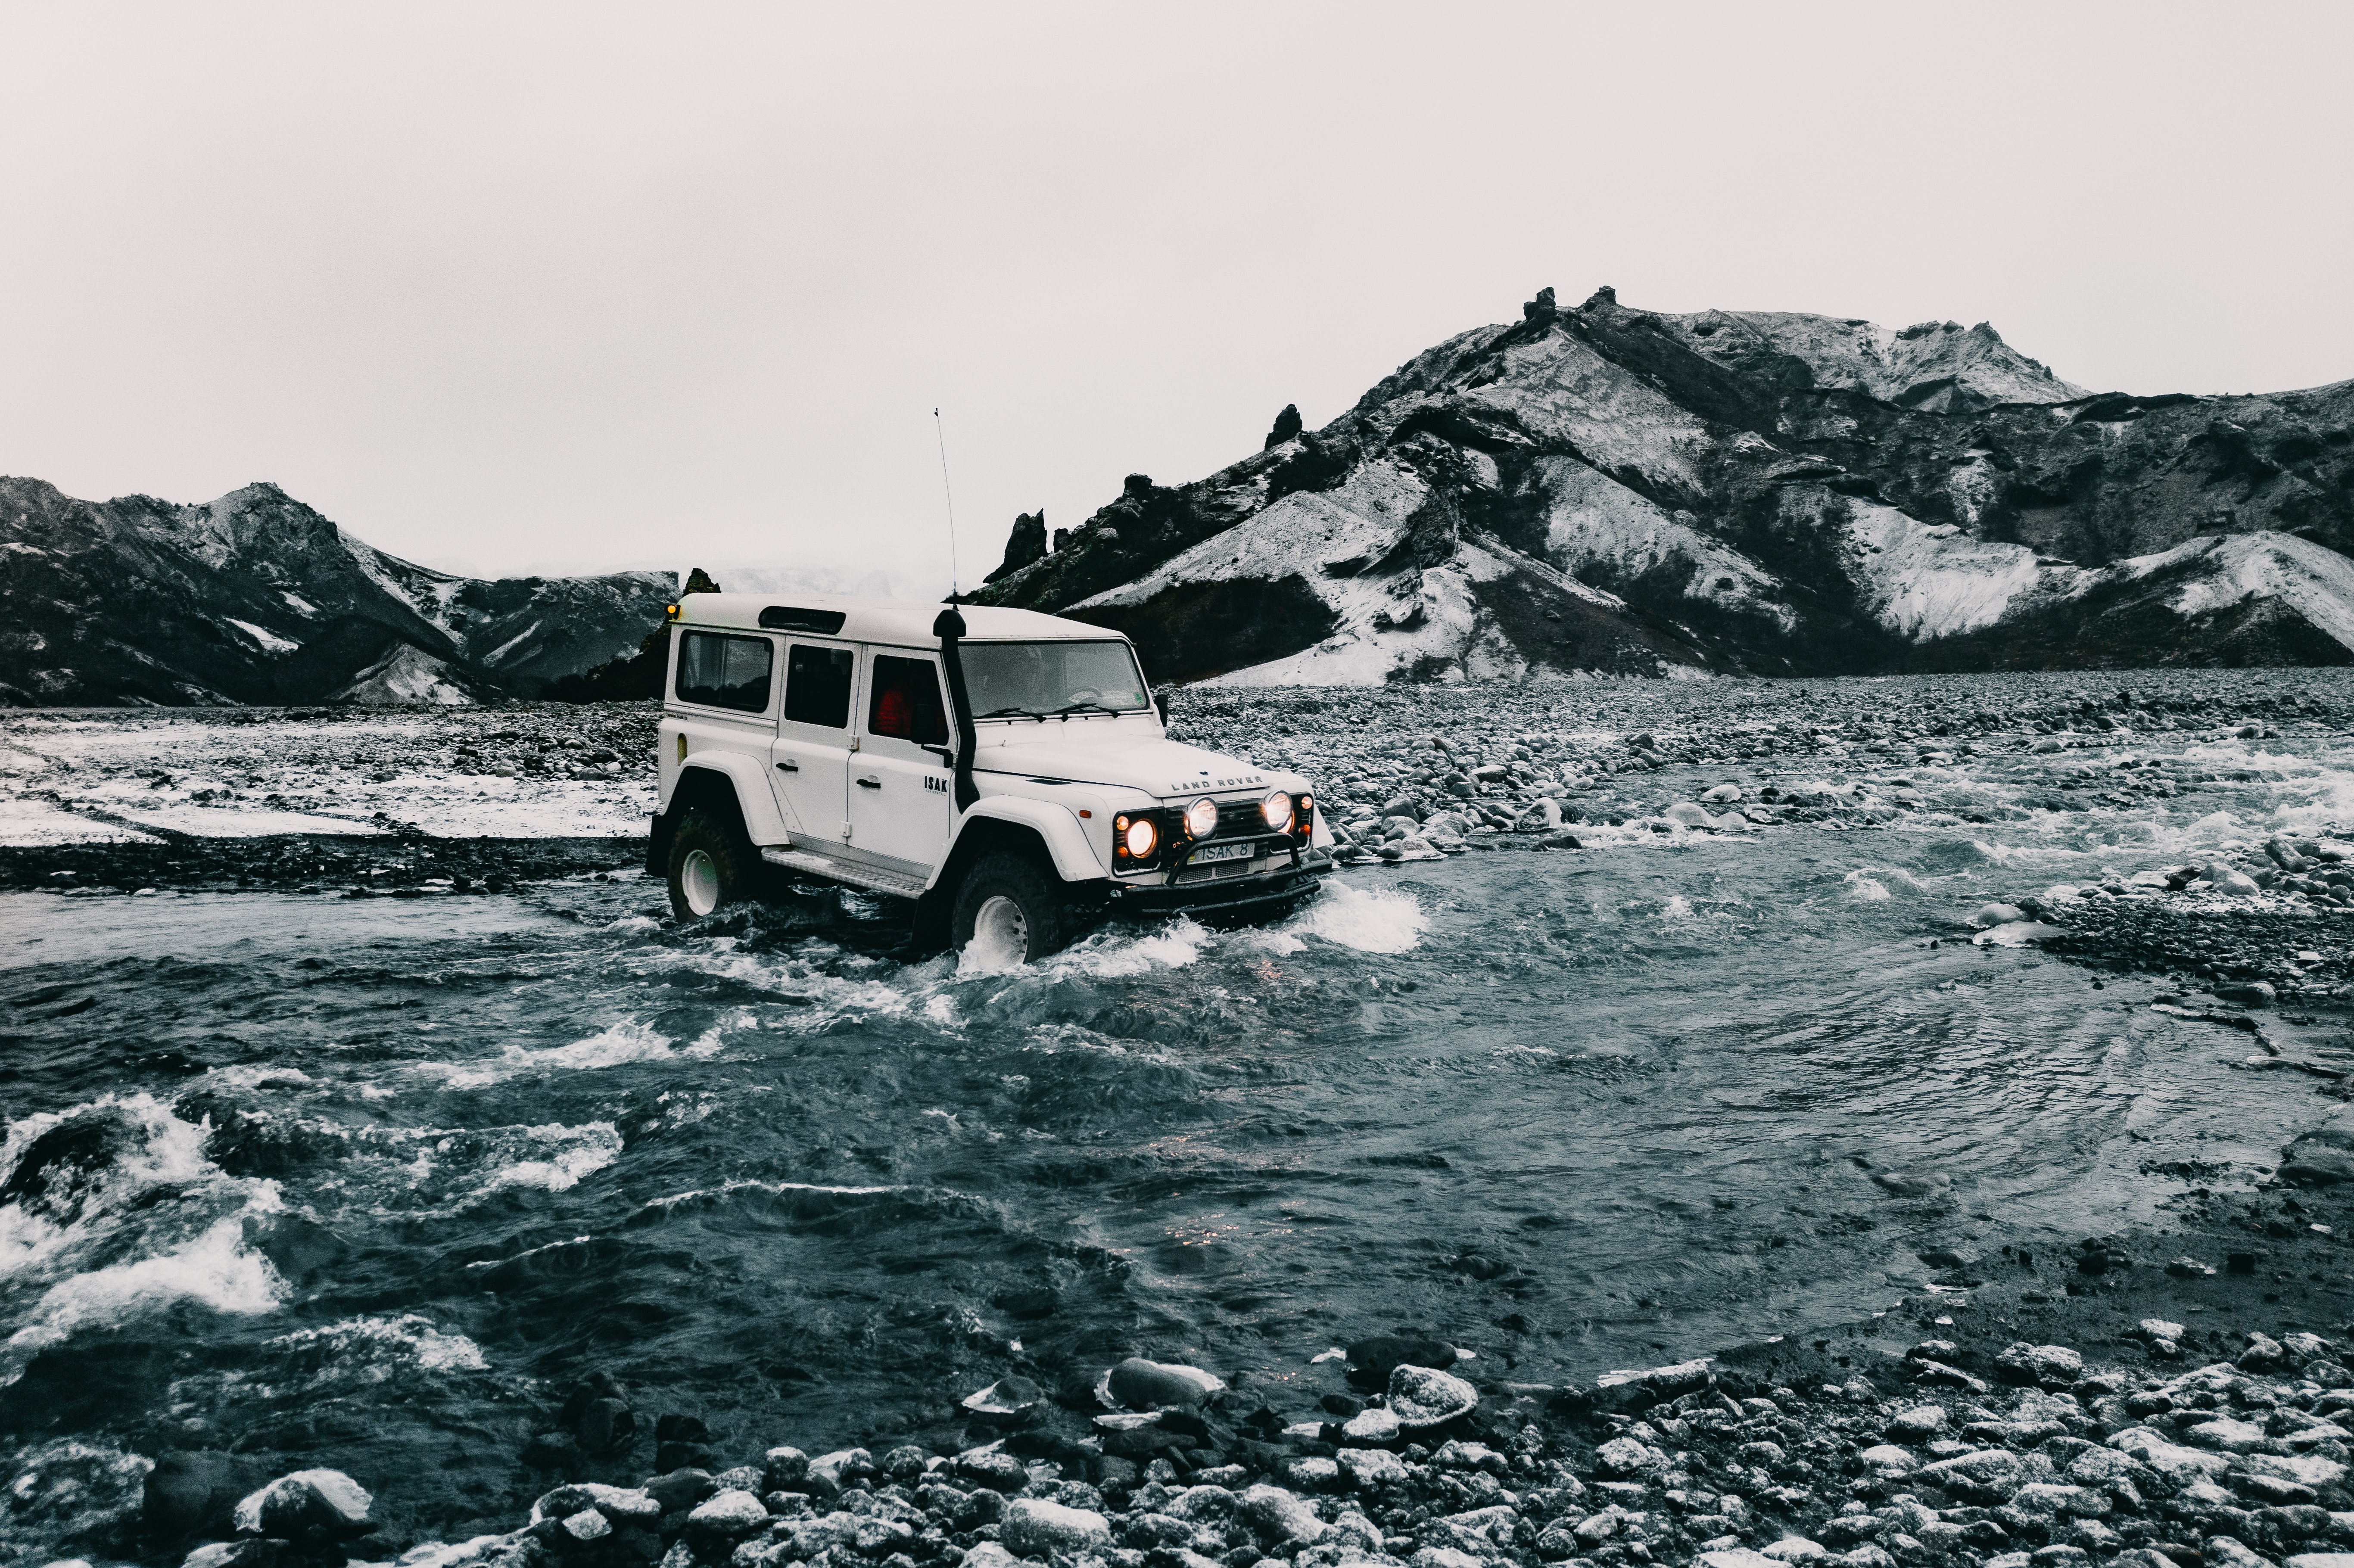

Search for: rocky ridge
xmin=969 ymin=289 xmax=2354 ymax=684
xmin=0 ymin=477 xmax=673 ymax=706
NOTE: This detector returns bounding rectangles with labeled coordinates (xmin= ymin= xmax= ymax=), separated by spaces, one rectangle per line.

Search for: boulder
xmin=146 ymin=1452 xmax=274 ymax=1543
xmin=1103 ymin=1357 xmax=1225 ymax=1410
xmin=1387 ymin=1363 xmax=1478 ymax=1427
xmin=230 ymin=1471 xmax=374 ymax=1549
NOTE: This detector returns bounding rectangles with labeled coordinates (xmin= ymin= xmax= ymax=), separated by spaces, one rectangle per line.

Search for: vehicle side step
xmin=760 ymin=845 xmax=929 ymax=899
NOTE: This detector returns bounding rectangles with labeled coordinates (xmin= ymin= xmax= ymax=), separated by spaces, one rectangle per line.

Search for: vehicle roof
xmin=670 ymin=592 xmax=1126 ymax=647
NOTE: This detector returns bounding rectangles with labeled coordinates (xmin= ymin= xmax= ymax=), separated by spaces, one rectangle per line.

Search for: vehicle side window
xmin=783 ymin=644 xmax=854 ymax=728
xmin=675 ymin=632 xmax=772 ymax=713
xmin=868 ymin=655 xmax=948 ymax=746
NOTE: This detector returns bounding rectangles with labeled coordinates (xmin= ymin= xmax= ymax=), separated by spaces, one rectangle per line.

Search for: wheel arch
xmin=946 ymin=797 xmax=1105 ymax=887
xmin=663 ymin=757 xmax=790 ymax=848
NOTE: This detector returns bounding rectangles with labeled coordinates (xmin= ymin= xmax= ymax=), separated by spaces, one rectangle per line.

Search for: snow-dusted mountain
xmin=970 ymin=286 xmax=2354 ymax=683
xmin=0 ymin=478 xmax=672 ymax=706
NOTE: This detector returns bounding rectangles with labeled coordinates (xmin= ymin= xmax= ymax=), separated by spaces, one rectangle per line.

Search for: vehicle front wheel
xmin=950 ymin=852 xmax=1072 ymax=966
xmin=666 ymin=807 xmax=758 ymax=921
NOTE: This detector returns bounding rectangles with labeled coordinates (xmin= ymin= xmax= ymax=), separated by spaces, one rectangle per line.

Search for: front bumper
xmin=1102 ymin=861 xmax=1323 ymax=919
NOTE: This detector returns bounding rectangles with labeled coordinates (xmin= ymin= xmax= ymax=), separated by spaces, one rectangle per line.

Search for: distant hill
xmin=0 ymin=478 xmax=672 ymax=706
xmin=969 ymin=286 xmax=2354 ymax=682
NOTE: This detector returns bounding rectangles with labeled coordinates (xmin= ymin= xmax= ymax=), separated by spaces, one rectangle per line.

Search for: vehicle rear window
xmin=674 ymin=632 xmax=772 ymax=713
xmin=784 ymin=644 xmax=854 ymax=728
xmin=868 ymin=654 xmax=949 ymax=746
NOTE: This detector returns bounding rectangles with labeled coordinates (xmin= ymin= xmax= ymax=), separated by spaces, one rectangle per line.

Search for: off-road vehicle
xmin=646 ymin=593 xmax=1331 ymax=961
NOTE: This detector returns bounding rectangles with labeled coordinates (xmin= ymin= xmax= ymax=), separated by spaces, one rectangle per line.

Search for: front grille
xmin=1211 ymin=800 xmax=1272 ymax=839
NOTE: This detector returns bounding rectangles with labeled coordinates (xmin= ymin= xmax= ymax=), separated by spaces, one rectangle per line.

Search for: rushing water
xmin=6 ymin=723 xmax=2354 ymax=1556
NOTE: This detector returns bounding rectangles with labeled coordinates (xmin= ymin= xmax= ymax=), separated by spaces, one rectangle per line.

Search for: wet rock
xmin=962 ymin=1377 xmax=1043 ymax=1418
xmin=145 ymin=1452 xmax=274 ymax=1543
xmin=1337 ymin=1447 xmax=1408 ymax=1488
xmin=1347 ymin=1335 xmax=1458 ymax=1377
xmin=561 ymin=1372 xmax=638 ymax=1456
xmin=1104 ymin=1357 xmax=1226 ymax=1410
xmin=2215 ymin=981 xmax=2278 ymax=1008
xmin=686 ymin=1490 xmax=769 ymax=1539
xmin=1000 ymin=1497 xmax=1111 ymax=1556
xmin=1858 ymin=1444 xmax=1917 ymax=1478
xmin=1340 ymin=1406 xmax=1401 ymax=1443
xmin=1387 ymin=1363 xmax=1479 ymax=1427
xmin=1238 ymin=1483 xmax=1326 ymax=1546
xmin=532 ymin=1484 xmax=662 ymax=1526
xmin=230 ymin=1470 xmax=374 ymax=1549
xmin=2241 ymin=1333 xmax=2290 ymax=1370
xmin=1887 ymin=1406 xmax=1946 ymax=1441
xmin=181 ymin=1542 xmax=285 ymax=1568
xmin=641 ymin=1469 xmax=718 ymax=1516
xmin=954 ymin=1450 xmax=1030 ymax=1491
xmin=762 ymin=1448 xmax=809 ymax=1489
xmin=1997 ymin=1342 xmax=2084 ymax=1388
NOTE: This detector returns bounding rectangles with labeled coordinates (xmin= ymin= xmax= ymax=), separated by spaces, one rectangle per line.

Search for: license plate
xmin=1189 ymin=841 xmax=1256 ymax=865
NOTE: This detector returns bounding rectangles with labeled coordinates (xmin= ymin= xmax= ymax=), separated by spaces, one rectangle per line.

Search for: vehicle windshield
xmin=962 ymin=639 xmax=1149 ymax=718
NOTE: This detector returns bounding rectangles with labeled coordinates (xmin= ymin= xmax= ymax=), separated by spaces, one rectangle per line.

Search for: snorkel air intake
xmin=933 ymin=602 xmax=979 ymax=811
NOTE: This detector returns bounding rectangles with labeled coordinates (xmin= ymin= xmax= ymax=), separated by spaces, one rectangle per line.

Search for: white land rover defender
xmin=647 ymin=592 xmax=1333 ymax=961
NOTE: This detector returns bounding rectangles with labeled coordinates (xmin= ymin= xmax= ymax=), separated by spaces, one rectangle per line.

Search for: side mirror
xmin=922 ymin=744 xmax=956 ymax=766
xmin=1153 ymin=688 xmax=1171 ymax=726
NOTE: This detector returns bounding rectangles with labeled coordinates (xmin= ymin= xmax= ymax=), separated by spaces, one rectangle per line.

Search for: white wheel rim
xmin=968 ymin=893 xmax=1029 ymax=968
xmin=680 ymin=849 xmax=721 ymax=916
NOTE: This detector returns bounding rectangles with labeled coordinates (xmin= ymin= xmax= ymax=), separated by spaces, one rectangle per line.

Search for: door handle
xmin=856 ymin=776 xmax=882 ymax=789
xmin=775 ymin=760 xmax=800 ymax=773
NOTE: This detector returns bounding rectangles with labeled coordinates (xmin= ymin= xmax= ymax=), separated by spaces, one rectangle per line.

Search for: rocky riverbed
xmin=28 ymin=1280 xmax=2354 ymax=1568
xmin=12 ymin=671 xmax=2354 ymax=1568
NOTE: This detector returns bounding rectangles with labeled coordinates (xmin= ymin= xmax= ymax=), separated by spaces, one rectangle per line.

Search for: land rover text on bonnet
xmin=648 ymin=592 xmax=1333 ymax=961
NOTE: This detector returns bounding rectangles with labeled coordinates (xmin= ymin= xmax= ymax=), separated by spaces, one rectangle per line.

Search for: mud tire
xmin=949 ymin=852 xmax=1072 ymax=964
xmin=666 ymin=806 xmax=759 ymax=921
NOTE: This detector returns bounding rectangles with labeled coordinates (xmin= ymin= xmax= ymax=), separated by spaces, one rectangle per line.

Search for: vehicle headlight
xmin=1261 ymin=790 xmax=1293 ymax=831
xmin=1184 ymin=796 xmax=1219 ymax=838
xmin=1124 ymin=816 xmax=1159 ymax=858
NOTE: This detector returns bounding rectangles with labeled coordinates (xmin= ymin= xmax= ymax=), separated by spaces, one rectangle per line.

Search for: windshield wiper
xmin=976 ymin=705 xmax=1051 ymax=721
xmin=1052 ymin=701 xmax=1124 ymax=718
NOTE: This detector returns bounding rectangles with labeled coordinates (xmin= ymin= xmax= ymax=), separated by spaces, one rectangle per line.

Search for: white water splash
xmin=1288 ymin=881 xmax=1427 ymax=953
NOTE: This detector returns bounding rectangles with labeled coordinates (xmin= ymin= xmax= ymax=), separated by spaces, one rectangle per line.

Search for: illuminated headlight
xmin=1183 ymin=796 xmax=1219 ymax=838
xmin=1260 ymin=790 xmax=1293 ymax=831
xmin=1123 ymin=816 xmax=1159 ymax=858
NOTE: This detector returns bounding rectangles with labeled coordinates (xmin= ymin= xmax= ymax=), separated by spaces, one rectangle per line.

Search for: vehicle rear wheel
xmin=666 ymin=807 xmax=757 ymax=921
xmin=950 ymin=852 xmax=1071 ymax=965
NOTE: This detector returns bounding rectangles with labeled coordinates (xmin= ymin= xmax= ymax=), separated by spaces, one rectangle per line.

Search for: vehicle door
xmin=843 ymin=646 xmax=954 ymax=875
xmin=670 ymin=625 xmax=779 ymax=792
xmin=768 ymin=639 xmax=857 ymax=849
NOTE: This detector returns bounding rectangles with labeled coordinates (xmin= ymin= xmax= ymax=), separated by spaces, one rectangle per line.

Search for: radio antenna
xmin=933 ymin=407 xmax=960 ymax=601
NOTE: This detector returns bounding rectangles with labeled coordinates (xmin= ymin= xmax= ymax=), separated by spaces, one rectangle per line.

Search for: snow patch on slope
xmin=1837 ymin=498 xmax=2059 ymax=640
xmin=2121 ymin=533 xmax=2354 ymax=653
xmin=1528 ymin=457 xmax=1796 ymax=632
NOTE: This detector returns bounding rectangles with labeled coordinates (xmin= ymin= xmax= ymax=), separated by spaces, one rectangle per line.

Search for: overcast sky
xmin=6 ymin=2 xmax=2351 ymax=591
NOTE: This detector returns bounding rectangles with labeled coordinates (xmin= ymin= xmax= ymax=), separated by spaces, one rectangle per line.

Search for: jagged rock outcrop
xmin=971 ymin=287 xmax=2354 ymax=683
xmin=1264 ymin=404 xmax=1304 ymax=449
xmin=0 ymin=478 xmax=672 ymax=706
xmin=986 ymin=511 xmax=1047 ymax=583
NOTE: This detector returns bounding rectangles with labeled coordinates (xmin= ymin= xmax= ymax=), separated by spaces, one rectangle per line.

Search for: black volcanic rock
xmin=985 ymin=511 xmax=1047 ymax=583
xmin=0 ymin=478 xmax=672 ymax=706
xmin=1264 ymin=403 xmax=1304 ymax=448
xmin=971 ymin=288 xmax=2354 ymax=682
